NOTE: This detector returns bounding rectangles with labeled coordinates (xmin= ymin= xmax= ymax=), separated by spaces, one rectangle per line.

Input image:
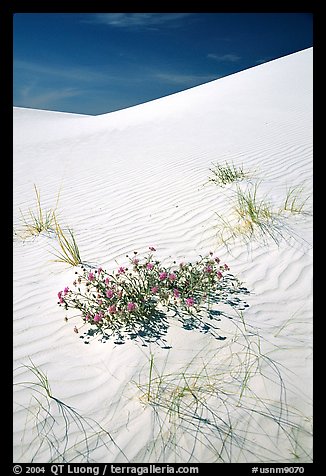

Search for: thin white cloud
xmin=255 ymin=57 xmax=273 ymax=65
xmin=86 ymin=13 xmax=192 ymax=29
xmin=14 ymin=60 xmax=109 ymax=83
xmin=18 ymin=83 xmax=82 ymax=108
xmin=207 ymin=53 xmax=241 ymax=62
xmin=154 ymin=72 xmax=219 ymax=85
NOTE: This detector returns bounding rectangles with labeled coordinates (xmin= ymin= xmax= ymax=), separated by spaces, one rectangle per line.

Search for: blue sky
xmin=13 ymin=13 xmax=313 ymax=115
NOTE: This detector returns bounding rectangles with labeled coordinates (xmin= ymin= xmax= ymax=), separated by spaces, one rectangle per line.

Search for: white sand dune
xmin=13 ymin=48 xmax=313 ymax=463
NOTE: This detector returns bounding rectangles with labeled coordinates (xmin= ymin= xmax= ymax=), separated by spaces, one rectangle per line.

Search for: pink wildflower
xmin=224 ymin=264 xmax=230 ymax=271
xmin=159 ymin=272 xmax=167 ymax=281
xmin=98 ymin=267 xmax=103 ymax=274
xmin=205 ymin=265 xmax=213 ymax=273
xmin=88 ymin=272 xmax=95 ymax=281
xmin=57 ymin=291 xmax=64 ymax=304
xmin=105 ymin=277 xmax=110 ymax=285
xmin=108 ymin=305 xmax=117 ymax=314
xmin=151 ymin=286 xmax=159 ymax=294
xmin=173 ymin=288 xmax=180 ymax=298
xmin=149 ymin=246 xmax=156 ymax=251
xmin=185 ymin=297 xmax=195 ymax=307
xmin=106 ymin=289 xmax=114 ymax=299
xmin=93 ymin=313 xmax=103 ymax=322
xmin=146 ymin=262 xmax=154 ymax=270
xmin=98 ymin=300 xmax=103 ymax=306
xmin=63 ymin=286 xmax=69 ymax=295
xmin=85 ymin=314 xmax=90 ymax=321
xmin=127 ymin=302 xmax=137 ymax=312
xmin=118 ymin=267 xmax=125 ymax=274
xmin=169 ymin=273 xmax=177 ymax=281
xmin=217 ymin=271 xmax=223 ymax=279
xmin=132 ymin=258 xmax=139 ymax=265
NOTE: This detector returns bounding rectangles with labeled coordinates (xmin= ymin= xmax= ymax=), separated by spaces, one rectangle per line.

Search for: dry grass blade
xmin=52 ymin=213 xmax=82 ymax=267
xmin=283 ymin=185 xmax=309 ymax=214
xmin=132 ymin=317 xmax=312 ymax=463
xmin=215 ymin=183 xmax=284 ymax=247
xmin=17 ymin=184 xmax=60 ymax=238
xmin=208 ymin=162 xmax=250 ymax=186
xmin=14 ymin=360 xmax=129 ymax=463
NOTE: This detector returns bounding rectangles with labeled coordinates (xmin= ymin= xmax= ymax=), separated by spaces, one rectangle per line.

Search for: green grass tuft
xmin=51 ymin=213 xmax=82 ymax=267
xmin=208 ymin=162 xmax=250 ymax=186
xmin=17 ymin=184 xmax=60 ymax=238
xmin=216 ymin=183 xmax=282 ymax=246
xmin=283 ymin=185 xmax=309 ymax=214
xmin=14 ymin=359 xmax=129 ymax=463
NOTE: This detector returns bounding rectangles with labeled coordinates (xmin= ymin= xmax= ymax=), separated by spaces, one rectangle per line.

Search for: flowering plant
xmin=57 ymin=248 xmax=248 ymax=345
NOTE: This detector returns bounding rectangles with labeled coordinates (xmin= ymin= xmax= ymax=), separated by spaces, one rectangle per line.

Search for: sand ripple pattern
xmin=13 ymin=49 xmax=312 ymax=463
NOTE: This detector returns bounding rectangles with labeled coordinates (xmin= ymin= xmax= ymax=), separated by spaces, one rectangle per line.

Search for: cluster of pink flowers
xmin=57 ymin=247 xmax=235 ymax=338
xmin=185 ymin=297 xmax=195 ymax=307
xmin=106 ymin=289 xmax=114 ymax=298
xmin=127 ymin=302 xmax=137 ymax=312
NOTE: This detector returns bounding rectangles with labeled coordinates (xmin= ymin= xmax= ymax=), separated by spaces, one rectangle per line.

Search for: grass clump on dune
xmin=51 ymin=213 xmax=82 ymax=267
xmin=208 ymin=162 xmax=250 ymax=186
xmin=216 ymin=183 xmax=281 ymax=246
xmin=14 ymin=359 xmax=128 ymax=463
xmin=215 ymin=181 xmax=310 ymax=247
xmin=15 ymin=184 xmax=82 ymax=266
xmin=132 ymin=319 xmax=312 ymax=463
xmin=282 ymin=185 xmax=309 ymax=214
xmin=17 ymin=184 xmax=60 ymax=238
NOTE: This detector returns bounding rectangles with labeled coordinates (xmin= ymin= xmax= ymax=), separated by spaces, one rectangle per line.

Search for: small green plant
xmin=57 ymin=247 xmax=249 ymax=345
xmin=132 ymin=328 xmax=312 ymax=463
xmin=18 ymin=184 xmax=59 ymax=238
xmin=235 ymin=183 xmax=274 ymax=231
xmin=283 ymin=185 xmax=308 ymax=214
xmin=52 ymin=213 xmax=82 ymax=267
xmin=216 ymin=181 xmax=311 ymax=248
xmin=208 ymin=162 xmax=249 ymax=186
xmin=14 ymin=359 xmax=128 ymax=462
xmin=216 ymin=183 xmax=282 ymax=246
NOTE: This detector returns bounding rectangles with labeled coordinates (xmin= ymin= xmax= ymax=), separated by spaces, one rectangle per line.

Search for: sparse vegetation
xmin=57 ymin=247 xmax=249 ymax=345
xmin=208 ymin=162 xmax=250 ymax=186
xmin=14 ymin=360 xmax=128 ymax=463
xmin=283 ymin=185 xmax=309 ymax=214
xmin=215 ymin=180 xmax=310 ymax=247
xmin=132 ymin=319 xmax=312 ymax=463
xmin=52 ymin=213 xmax=82 ymax=267
xmin=216 ymin=183 xmax=282 ymax=246
xmin=17 ymin=184 xmax=60 ymax=238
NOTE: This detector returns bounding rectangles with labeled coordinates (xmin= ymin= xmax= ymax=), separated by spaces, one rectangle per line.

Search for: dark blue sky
xmin=13 ymin=13 xmax=313 ymax=115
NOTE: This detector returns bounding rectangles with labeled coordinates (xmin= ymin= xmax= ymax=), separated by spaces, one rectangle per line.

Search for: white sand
xmin=13 ymin=48 xmax=313 ymax=463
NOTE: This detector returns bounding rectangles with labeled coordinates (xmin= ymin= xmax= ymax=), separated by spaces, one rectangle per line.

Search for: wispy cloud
xmin=153 ymin=72 xmax=218 ymax=85
xmin=255 ymin=57 xmax=273 ymax=65
xmin=14 ymin=59 xmax=109 ymax=83
xmin=207 ymin=53 xmax=241 ymax=62
xmin=17 ymin=83 xmax=82 ymax=108
xmin=85 ymin=13 xmax=192 ymax=30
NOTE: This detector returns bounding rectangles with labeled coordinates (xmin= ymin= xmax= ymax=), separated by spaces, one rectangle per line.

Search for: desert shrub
xmin=57 ymin=247 xmax=249 ymax=345
xmin=17 ymin=184 xmax=59 ymax=238
xmin=208 ymin=162 xmax=249 ymax=186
